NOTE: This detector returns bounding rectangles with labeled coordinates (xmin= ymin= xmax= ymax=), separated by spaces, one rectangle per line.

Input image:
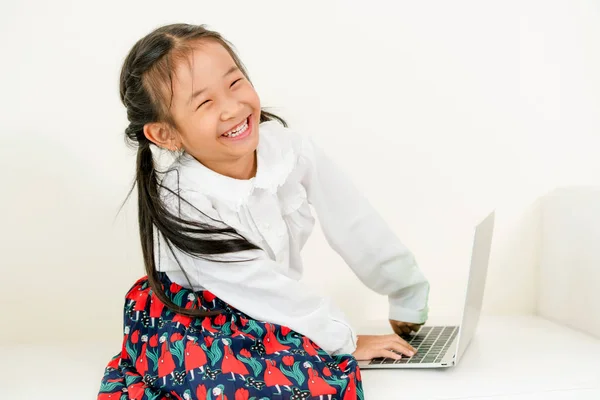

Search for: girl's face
xmin=170 ymin=40 xmax=261 ymax=175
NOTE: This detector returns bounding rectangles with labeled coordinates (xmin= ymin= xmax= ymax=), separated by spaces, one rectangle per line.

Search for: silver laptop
xmin=358 ymin=211 xmax=495 ymax=369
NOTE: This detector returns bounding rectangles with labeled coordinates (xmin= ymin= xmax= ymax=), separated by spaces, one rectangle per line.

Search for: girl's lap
xmin=98 ymin=276 xmax=363 ymax=400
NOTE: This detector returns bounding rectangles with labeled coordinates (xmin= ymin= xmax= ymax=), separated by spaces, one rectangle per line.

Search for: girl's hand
xmin=389 ymin=319 xmax=423 ymax=336
xmin=352 ymin=334 xmax=416 ymax=361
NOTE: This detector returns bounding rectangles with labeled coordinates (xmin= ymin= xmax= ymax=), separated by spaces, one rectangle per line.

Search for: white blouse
xmin=154 ymin=120 xmax=430 ymax=356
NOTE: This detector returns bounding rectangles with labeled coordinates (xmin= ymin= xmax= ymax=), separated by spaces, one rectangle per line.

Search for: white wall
xmin=1 ymin=0 xmax=599 ymax=344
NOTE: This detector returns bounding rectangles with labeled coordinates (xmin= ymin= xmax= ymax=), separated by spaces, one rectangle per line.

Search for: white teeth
xmin=222 ymin=119 xmax=248 ymax=138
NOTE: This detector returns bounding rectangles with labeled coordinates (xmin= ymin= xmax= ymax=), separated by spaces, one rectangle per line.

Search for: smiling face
xmin=166 ymin=39 xmax=261 ymax=177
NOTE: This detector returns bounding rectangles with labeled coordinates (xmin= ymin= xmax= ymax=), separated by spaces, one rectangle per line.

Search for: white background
xmin=1 ymin=0 xmax=599 ymax=346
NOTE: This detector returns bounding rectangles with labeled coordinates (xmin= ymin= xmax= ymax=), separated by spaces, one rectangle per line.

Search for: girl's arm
xmin=161 ymin=249 xmax=356 ymax=356
xmin=156 ymin=192 xmax=357 ymax=356
xmin=299 ymin=134 xmax=430 ymax=324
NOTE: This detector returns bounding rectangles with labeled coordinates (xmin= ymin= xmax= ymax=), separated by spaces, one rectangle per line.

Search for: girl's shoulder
xmin=259 ymin=120 xmax=305 ymax=152
xmin=156 ymin=163 xmax=221 ymax=221
xmin=258 ymin=120 xmax=314 ymax=166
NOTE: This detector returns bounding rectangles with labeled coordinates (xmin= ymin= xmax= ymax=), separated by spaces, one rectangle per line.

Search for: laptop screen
xmin=456 ymin=211 xmax=495 ymax=362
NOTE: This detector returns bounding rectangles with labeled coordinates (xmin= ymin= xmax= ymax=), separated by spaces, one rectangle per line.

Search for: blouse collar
xmin=173 ymin=121 xmax=296 ymax=211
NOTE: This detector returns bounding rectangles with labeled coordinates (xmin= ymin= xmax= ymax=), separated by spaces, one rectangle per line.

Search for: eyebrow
xmin=188 ymin=65 xmax=240 ymax=104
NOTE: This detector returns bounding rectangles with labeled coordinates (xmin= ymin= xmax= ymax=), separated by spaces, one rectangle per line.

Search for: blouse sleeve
xmin=155 ymin=187 xmax=357 ymax=356
xmin=299 ymin=134 xmax=430 ymax=324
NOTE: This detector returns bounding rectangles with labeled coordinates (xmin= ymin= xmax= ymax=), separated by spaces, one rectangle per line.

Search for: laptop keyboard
xmin=368 ymin=326 xmax=459 ymax=365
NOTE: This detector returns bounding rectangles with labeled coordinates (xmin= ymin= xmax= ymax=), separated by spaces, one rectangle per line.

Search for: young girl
xmin=98 ymin=23 xmax=429 ymax=400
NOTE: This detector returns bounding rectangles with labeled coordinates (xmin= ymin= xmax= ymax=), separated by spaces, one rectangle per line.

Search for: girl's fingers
xmin=390 ymin=334 xmax=416 ymax=353
xmin=391 ymin=321 xmax=418 ymax=335
xmin=356 ymin=334 xmax=420 ymax=361
xmin=401 ymin=325 xmax=412 ymax=335
xmin=380 ymin=349 xmax=403 ymax=360
xmin=387 ymin=341 xmax=416 ymax=357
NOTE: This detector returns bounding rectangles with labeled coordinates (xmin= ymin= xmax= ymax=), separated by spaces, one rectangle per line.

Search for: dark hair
xmin=119 ymin=23 xmax=286 ymax=317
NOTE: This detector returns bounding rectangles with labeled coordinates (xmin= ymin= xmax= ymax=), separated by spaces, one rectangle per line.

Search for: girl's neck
xmin=201 ymin=150 xmax=257 ymax=181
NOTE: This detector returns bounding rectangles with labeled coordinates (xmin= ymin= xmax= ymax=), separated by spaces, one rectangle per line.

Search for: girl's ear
xmin=143 ymin=122 xmax=180 ymax=150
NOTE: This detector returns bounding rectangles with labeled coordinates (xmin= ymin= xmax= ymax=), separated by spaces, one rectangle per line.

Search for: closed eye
xmin=197 ymin=99 xmax=211 ymax=109
xmin=230 ymin=78 xmax=243 ymax=88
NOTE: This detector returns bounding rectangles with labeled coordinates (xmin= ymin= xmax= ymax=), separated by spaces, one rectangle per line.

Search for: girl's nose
xmin=220 ymin=98 xmax=243 ymax=121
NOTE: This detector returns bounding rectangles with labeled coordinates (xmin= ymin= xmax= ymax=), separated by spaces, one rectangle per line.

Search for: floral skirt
xmin=98 ymin=273 xmax=364 ymax=400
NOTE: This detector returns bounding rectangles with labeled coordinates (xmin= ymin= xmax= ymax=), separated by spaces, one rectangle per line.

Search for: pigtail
xmin=135 ymin=142 xmax=218 ymax=317
xmin=260 ymin=110 xmax=288 ymax=127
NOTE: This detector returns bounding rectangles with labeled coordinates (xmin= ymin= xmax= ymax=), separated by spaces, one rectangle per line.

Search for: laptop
xmin=358 ymin=211 xmax=495 ymax=369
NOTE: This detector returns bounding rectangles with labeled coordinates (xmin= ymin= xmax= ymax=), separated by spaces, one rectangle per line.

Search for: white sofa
xmin=536 ymin=186 xmax=600 ymax=338
xmin=2 ymin=187 xmax=599 ymax=399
